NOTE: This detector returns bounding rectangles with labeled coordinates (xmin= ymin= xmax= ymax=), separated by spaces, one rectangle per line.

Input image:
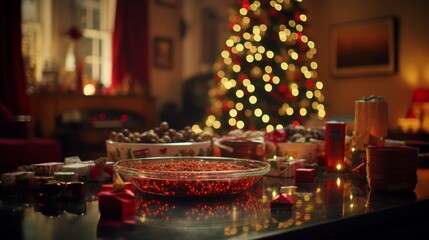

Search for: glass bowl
xmin=114 ymin=156 xmax=271 ymax=196
xmin=106 ymin=140 xmax=212 ymax=161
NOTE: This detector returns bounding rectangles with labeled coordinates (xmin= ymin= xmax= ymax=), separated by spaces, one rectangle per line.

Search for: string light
xmin=205 ymin=0 xmax=325 ymax=133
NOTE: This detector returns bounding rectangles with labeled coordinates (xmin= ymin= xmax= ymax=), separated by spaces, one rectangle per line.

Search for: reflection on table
xmin=1 ymin=169 xmax=428 ymax=240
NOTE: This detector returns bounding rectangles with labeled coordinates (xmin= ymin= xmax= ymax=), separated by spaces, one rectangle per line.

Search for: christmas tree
xmin=204 ymin=0 xmax=326 ymax=135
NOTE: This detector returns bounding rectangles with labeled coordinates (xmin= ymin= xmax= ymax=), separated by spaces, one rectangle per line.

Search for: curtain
xmin=0 ymin=0 xmax=29 ymax=116
xmin=111 ymin=0 xmax=150 ymax=93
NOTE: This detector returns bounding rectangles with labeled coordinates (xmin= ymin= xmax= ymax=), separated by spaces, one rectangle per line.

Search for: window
xmin=71 ymin=0 xmax=116 ymax=88
xmin=21 ymin=0 xmax=43 ymax=93
xmin=21 ymin=0 xmax=116 ymax=93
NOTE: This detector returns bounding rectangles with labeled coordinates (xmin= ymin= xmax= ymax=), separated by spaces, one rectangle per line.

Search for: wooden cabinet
xmin=29 ymin=94 xmax=157 ymax=138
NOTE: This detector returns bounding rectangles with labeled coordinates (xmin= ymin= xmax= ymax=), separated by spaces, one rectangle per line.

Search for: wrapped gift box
xmin=62 ymin=163 xmax=90 ymax=180
xmin=267 ymin=157 xmax=306 ymax=178
xmin=88 ymin=158 xmax=114 ymax=182
xmin=32 ymin=162 xmax=64 ymax=176
xmin=64 ymin=156 xmax=82 ymax=165
xmin=295 ymin=168 xmax=315 ymax=182
xmin=215 ymin=136 xmax=266 ymax=161
xmin=98 ymin=183 xmax=135 ymax=220
xmin=17 ymin=165 xmax=33 ymax=172
xmin=1 ymin=171 xmax=35 ymax=190
xmin=54 ymin=172 xmax=78 ymax=182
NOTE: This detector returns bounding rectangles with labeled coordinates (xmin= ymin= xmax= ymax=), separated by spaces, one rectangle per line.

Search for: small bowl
xmin=366 ymin=146 xmax=418 ymax=192
xmin=114 ymin=156 xmax=271 ymax=196
xmin=106 ymin=140 xmax=212 ymax=161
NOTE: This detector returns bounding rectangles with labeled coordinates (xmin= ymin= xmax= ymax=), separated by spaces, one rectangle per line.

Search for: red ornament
xmin=228 ymin=22 xmax=235 ymax=31
xmin=264 ymin=129 xmax=287 ymax=143
xmin=237 ymin=73 xmax=248 ymax=83
xmin=294 ymin=13 xmax=301 ymax=22
xmin=241 ymin=0 xmax=250 ymax=10
xmin=292 ymin=120 xmax=300 ymax=127
xmin=278 ymin=84 xmax=288 ymax=94
xmin=222 ymin=101 xmax=230 ymax=111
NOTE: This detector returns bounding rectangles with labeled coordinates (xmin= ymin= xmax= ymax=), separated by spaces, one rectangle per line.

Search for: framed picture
xmin=153 ymin=37 xmax=173 ymax=69
xmin=156 ymin=0 xmax=178 ymax=8
xmin=330 ymin=17 xmax=397 ymax=78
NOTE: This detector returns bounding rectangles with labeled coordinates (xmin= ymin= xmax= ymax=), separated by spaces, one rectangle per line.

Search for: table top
xmin=1 ymin=168 xmax=429 ymax=240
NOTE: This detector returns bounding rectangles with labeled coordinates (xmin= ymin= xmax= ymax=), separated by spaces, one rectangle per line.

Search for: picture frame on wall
xmin=330 ymin=16 xmax=397 ymax=78
xmin=153 ymin=37 xmax=173 ymax=69
xmin=156 ymin=0 xmax=179 ymax=8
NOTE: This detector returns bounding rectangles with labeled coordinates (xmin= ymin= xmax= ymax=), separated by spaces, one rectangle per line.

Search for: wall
xmin=181 ymin=0 xmax=228 ymax=80
xmin=43 ymin=0 xmax=429 ymax=131
xmin=302 ymin=0 xmax=429 ymax=131
xmin=149 ymin=0 xmax=183 ymax=123
xmin=149 ymin=0 xmax=227 ymax=124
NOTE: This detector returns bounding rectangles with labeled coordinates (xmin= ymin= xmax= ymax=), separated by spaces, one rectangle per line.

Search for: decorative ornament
xmin=241 ymin=0 xmax=250 ymax=10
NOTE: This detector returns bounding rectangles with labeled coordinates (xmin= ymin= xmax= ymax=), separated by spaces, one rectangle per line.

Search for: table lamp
xmin=411 ymin=88 xmax=429 ymax=132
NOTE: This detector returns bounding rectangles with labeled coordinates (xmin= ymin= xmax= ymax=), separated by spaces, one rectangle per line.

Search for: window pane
xmin=98 ymin=38 xmax=103 ymax=57
xmin=98 ymin=62 xmax=103 ymax=83
xmin=92 ymin=0 xmax=101 ymax=29
xmin=81 ymin=37 xmax=92 ymax=56
xmin=22 ymin=0 xmax=39 ymax=21
xmin=68 ymin=0 xmax=112 ymax=88
xmin=72 ymin=0 xmax=88 ymax=28
xmin=84 ymin=62 xmax=92 ymax=79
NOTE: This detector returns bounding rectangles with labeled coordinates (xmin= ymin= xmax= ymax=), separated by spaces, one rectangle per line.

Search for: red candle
xmin=325 ymin=121 xmax=346 ymax=172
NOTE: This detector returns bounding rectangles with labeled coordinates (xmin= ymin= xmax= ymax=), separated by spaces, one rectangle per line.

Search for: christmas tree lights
xmin=204 ymin=0 xmax=325 ymax=134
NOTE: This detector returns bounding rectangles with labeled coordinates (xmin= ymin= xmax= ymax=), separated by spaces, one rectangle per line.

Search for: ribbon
xmin=264 ymin=129 xmax=287 ymax=144
xmin=89 ymin=157 xmax=114 ymax=180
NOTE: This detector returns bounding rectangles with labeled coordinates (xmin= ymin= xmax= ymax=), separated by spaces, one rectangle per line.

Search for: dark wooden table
xmin=1 ymin=168 xmax=429 ymax=240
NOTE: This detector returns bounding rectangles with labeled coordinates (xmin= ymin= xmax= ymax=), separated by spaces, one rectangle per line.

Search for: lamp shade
xmin=411 ymin=88 xmax=429 ymax=102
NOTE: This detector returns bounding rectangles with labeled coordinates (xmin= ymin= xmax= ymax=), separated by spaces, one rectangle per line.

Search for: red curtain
xmin=0 ymin=0 xmax=29 ymax=115
xmin=111 ymin=0 xmax=150 ymax=92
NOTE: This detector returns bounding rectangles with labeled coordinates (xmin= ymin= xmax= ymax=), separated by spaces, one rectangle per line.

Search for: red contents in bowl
xmin=129 ymin=160 xmax=261 ymax=196
xmin=134 ymin=160 xmax=248 ymax=172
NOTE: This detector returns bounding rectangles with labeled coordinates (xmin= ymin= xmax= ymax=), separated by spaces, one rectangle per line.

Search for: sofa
xmin=0 ymin=101 xmax=62 ymax=172
xmin=0 ymin=138 xmax=62 ymax=171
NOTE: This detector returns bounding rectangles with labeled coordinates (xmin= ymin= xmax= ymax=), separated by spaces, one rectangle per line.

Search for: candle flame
xmin=336 ymin=163 xmax=342 ymax=171
xmin=113 ymin=172 xmax=125 ymax=192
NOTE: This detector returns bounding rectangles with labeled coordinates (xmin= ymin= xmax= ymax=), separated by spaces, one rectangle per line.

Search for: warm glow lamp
xmin=411 ymin=88 xmax=429 ymax=132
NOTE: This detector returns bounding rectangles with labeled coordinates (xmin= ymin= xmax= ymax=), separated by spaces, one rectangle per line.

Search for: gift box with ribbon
xmin=88 ymin=157 xmax=114 ymax=182
xmin=214 ymin=136 xmax=266 ymax=161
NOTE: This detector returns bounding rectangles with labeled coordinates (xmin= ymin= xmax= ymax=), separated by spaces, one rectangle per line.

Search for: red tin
xmin=325 ymin=121 xmax=346 ymax=172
